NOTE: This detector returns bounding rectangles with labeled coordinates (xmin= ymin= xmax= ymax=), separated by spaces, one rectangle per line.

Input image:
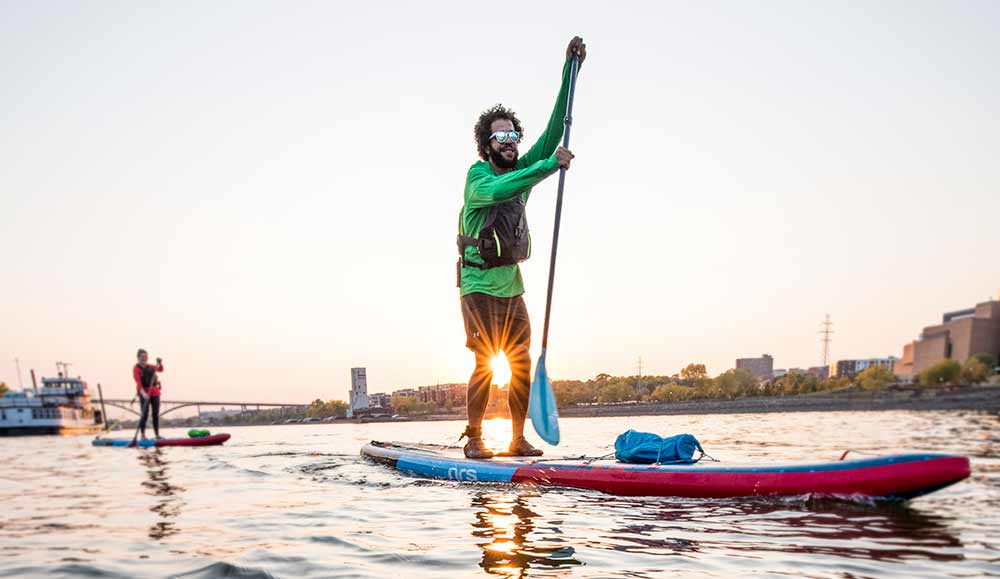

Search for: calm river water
xmin=1 ymin=411 xmax=998 ymax=578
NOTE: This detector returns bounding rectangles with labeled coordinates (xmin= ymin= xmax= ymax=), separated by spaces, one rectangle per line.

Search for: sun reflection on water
xmin=481 ymin=418 xmax=514 ymax=453
xmin=471 ymin=492 xmax=582 ymax=577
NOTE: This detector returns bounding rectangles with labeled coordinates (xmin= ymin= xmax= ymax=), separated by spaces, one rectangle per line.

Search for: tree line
xmin=551 ymin=355 xmax=998 ymax=409
xmin=382 ymin=354 xmax=998 ymax=416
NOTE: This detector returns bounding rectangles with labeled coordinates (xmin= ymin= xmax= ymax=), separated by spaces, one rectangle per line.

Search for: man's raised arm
xmin=518 ymin=37 xmax=586 ymax=168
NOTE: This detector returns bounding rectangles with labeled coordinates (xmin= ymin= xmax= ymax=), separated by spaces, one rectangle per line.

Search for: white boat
xmin=0 ymin=371 xmax=104 ymax=436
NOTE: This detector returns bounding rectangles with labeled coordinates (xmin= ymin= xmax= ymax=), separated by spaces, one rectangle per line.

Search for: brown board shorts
xmin=460 ymin=292 xmax=531 ymax=356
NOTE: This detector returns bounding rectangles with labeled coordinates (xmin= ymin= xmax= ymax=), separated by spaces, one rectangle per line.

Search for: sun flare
xmin=491 ymin=353 xmax=512 ymax=387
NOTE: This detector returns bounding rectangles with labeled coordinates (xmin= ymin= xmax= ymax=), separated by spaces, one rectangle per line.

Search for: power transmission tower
xmin=819 ymin=314 xmax=834 ymax=367
xmin=636 ymin=356 xmax=644 ymax=390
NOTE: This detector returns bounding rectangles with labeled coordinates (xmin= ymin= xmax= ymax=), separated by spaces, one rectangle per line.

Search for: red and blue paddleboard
xmin=361 ymin=441 xmax=970 ymax=501
xmin=93 ymin=433 xmax=231 ymax=447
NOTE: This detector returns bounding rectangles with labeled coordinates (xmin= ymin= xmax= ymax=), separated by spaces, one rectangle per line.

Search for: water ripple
xmin=1 ymin=412 xmax=998 ymax=578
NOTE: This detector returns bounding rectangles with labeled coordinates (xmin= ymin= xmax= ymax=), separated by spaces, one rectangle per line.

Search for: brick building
xmin=735 ymin=354 xmax=774 ymax=378
xmin=417 ymin=383 xmax=467 ymax=405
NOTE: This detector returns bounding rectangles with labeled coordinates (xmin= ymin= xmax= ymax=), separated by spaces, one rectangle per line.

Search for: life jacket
xmin=136 ymin=364 xmax=157 ymax=389
xmin=457 ymin=197 xmax=532 ymax=273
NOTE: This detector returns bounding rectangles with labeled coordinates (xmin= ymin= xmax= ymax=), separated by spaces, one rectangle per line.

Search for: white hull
xmin=1 ymin=373 xmax=104 ymax=436
xmin=0 ymin=423 xmax=103 ymax=436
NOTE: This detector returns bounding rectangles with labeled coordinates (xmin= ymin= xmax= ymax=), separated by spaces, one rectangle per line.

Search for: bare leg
xmin=506 ymin=345 xmax=531 ymax=439
xmin=467 ymin=353 xmax=493 ymax=429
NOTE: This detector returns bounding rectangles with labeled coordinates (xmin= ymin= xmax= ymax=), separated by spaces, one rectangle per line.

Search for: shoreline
xmin=181 ymin=385 xmax=1000 ymax=428
xmin=558 ymin=384 xmax=1000 ymax=418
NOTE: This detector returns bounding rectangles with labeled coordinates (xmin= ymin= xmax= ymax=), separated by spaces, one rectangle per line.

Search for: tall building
xmin=347 ymin=367 xmax=369 ymax=418
xmin=834 ymin=357 xmax=896 ymax=378
xmin=735 ymin=354 xmax=774 ymax=378
xmin=906 ymin=299 xmax=1000 ymax=375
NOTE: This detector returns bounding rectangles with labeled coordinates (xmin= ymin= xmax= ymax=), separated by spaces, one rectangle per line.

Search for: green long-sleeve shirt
xmin=459 ymin=59 xmax=573 ymax=298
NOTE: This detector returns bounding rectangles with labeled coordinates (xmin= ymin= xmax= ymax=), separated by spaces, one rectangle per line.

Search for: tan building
xmin=905 ymin=298 xmax=1000 ymax=375
xmin=895 ymin=343 xmax=915 ymax=379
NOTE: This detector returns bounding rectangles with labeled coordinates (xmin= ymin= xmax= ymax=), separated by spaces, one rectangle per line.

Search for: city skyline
xmin=5 ymin=290 xmax=996 ymax=401
xmin=3 ymin=2 xmax=999 ymax=402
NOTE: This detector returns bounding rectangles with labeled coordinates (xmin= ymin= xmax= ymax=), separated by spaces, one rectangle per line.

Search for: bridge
xmin=100 ymin=399 xmax=307 ymax=418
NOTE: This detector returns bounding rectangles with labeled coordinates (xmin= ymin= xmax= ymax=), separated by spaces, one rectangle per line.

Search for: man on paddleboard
xmin=457 ymin=37 xmax=586 ymax=459
xmin=133 ymin=349 xmax=164 ymax=440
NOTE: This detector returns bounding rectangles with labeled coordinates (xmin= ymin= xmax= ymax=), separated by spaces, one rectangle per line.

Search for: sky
xmin=1 ymin=1 xmax=998 ymax=403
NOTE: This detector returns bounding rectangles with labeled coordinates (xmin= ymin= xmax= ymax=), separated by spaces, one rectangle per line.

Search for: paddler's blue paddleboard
xmin=361 ymin=441 xmax=970 ymax=501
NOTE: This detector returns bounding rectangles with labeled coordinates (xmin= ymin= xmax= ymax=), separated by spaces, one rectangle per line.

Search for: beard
xmin=489 ymin=146 xmax=519 ymax=169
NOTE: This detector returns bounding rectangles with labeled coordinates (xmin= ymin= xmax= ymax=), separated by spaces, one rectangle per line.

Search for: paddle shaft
xmin=540 ymin=55 xmax=580 ymax=352
xmin=130 ymin=395 xmax=148 ymax=445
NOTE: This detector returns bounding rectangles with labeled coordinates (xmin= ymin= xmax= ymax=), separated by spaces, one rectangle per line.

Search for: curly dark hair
xmin=474 ymin=104 xmax=524 ymax=161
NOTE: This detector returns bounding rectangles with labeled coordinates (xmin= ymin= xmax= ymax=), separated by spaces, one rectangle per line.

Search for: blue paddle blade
xmin=529 ymin=350 xmax=561 ymax=445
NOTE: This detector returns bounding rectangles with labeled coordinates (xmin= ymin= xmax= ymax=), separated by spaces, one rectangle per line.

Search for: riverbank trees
xmin=918 ymin=355 xmax=996 ymax=388
xmin=549 ymin=355 xmax=997 ymax=410
xmin=306 ymin=399 xmax=350 ymax=418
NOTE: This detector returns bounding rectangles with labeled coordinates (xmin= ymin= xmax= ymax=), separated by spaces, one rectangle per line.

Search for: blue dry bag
xmin=614 ymin=429 xmax=705 ymax=464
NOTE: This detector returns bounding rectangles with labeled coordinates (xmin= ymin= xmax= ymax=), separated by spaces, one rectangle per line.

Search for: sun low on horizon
xmin=491 ymin=353 xmax=513 ymax=388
